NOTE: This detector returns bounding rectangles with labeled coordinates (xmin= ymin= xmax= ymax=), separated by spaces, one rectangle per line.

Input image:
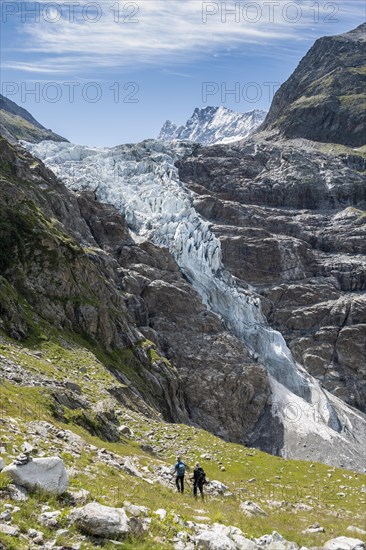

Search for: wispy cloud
xmin=4 ymin=0 xmax=365 ymax=74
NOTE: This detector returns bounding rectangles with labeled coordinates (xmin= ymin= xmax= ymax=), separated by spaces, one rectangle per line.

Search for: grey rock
xmin=8 ymin=483 xmax=28 ymax=501
xmin=347 ymin=527 xmax=366 ymax=536
xmin=206 ymin=480 xmax=228 ymax=495
xmin=70 ymin=502 xmax=131 ymax=538
xmin=195 ymin=530 xmax=237 ymax=549
xmin=240 ymin=501 xmax=268 ymax=517
xmin=256 ymin=531 xmax=299 ymax=549
xmin=0 ymin=523 xmax=19 ymax=536
xmin=323 ymin=538 xmax=365 ymax=550
xmin=118 ymin=425 xmax=133 ymax=436
xmin=3 ymin=457 xmax=68 ymax=495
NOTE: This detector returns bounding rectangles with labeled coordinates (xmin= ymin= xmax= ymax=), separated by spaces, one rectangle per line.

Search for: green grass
xmin=0 ymin=340 xmax=365 ymax=550
xmin=319 ymin=142 xmax=366 ymax=160
xmin=0 ymin=109 xmax=64 ymax=143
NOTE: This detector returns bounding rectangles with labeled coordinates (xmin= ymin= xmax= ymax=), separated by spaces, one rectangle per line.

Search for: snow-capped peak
xmin=158 ymin=106 xmax=266 ymax=145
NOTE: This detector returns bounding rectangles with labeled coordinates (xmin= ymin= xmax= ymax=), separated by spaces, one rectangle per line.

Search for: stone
xmin=0 ymin=523 xmax=19 ymax=536
xmin=232 ymin=534 xmax=258 ymax=549
xmin=28 ymin=528 xmax=44 ymax=543
xmin=195 ymin=530 xmax=237 ymax=549
xmin=123 ymin=502 xmax=149 ymax=518
xmin=118 ymin=425 xmax=133 ymax=436
xmin=21 ymin=442 xmax=34 ymax=454
xmin=8 ymin=483 xmax=28 ymax=501
xmin=240 ymin=501 xmax=268 ymax=517
xmin=3 ymin=457 xmax=68 ymax=495
xmin=40 ymin=510 xmax=61 ymax=527
xmin=0 ymin=510 xmax=11 ymax=521
xmin=206 ymin=480 xmax=228 ymax=495
xmin=0 ymin=458 xmax=4 ymax=471
xmin=56 ymin=528 xmax=70 ymax=537
xmin=70 ymin=502 xmax=131 ymax=538
xmin=155 ymin=508 xmax=167 ymax=520
xmin=302 ymin=524 xmax=325 ymax=534
xmin=69 ymin=489 xmax=91 ymax=504
xmin=64 ymin=380 xmax=82 ymax=394
xmin=347 ymin=527 xmax=366 ymax=536
xmin=323 ymin=537 xmax=365 ymax=550
xmin=255 ymin=531 xmax=299 ymax=549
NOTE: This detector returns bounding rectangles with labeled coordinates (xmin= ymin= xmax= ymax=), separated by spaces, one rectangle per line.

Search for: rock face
xmin=260 ymin=23 xmax=366 ymax=146
xmin=0 ymin=93 xmax=68 ymax=143
xmin=158 ymin=106 xmax=266 ymax=145
xmin=0 ymin=137 xmax=188 ymax=425
xmin=2 ymin=457 xmax=68 ymax=494
xmin=177 ymin=136 xmax=366 ymax=415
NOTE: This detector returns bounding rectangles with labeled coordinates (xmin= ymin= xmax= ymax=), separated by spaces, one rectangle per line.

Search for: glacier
xmin=24 ymin=138 xmax=366 ymax=469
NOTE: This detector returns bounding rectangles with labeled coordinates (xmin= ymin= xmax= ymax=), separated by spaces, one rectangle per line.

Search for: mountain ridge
xmin=260 ymin=22 xmax=366 ymax=146
xmin=158 ymin=106 xmax=266 ymax=145
xmin=0 ymin=93 xmax=68 ymax=144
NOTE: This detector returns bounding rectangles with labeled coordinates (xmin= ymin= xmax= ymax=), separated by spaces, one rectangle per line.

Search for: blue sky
xmin=1 ymin=0 xmax=365 ymax=146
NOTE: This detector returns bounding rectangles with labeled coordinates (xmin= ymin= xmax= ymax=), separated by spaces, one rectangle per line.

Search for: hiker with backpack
xmin=192 ymin=462 xmax=206 ymax=500
xmin=174 ymin=455 xmax=186 ymax=493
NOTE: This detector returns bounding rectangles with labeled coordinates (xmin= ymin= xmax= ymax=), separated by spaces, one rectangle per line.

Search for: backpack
xmin=196 ymin=467 xmax=206 ymax=484
xmin=176 ymin=461 xmax=185 ymax=477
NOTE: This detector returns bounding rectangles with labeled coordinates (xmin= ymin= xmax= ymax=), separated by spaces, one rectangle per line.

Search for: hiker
xmin=192 ymin=462 xmax=206 ymax=500
xmin=174 ymin=455 xmax=186 ymax=493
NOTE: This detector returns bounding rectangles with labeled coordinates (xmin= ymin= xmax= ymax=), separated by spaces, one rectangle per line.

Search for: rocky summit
xmin=260 ymin=23 xmax=366 ymax=147
xmin=158 ymin=106 xmax=267 ymax=145
xmin=0 ymin=22 xmax=365 ymax=550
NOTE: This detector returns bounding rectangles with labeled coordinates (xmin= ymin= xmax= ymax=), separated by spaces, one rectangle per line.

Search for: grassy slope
xmin=0 ymin=110 xmax=66 ymax=143
xmin=0 ymin=331 xmax=365 ymax=550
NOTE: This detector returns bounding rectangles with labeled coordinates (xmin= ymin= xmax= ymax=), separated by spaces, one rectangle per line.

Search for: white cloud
xmin=5 ymin=0 xmax=365 ymax=73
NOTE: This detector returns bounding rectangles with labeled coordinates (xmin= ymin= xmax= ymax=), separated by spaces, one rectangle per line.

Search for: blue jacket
xmin=175 ymin=461 xmax=186 ymax=477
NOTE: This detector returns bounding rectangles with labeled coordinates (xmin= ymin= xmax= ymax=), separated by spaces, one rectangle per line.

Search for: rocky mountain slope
xmin=158 ymin=107 xmax=266 ymax=145
xmin=260 ymin=23 xmax=366 ymax=146
xmin=177 ymin=136 xmax=366 ymax=415
xmin=25 ymin=136 xmax=366 ymax=472
xmin=2 ymin=135 xmax=363 ymax=548
xmin=0 ymin=94 xmax=67 ymax=144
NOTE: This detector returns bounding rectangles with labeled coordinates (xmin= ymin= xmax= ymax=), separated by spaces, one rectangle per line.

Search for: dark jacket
xmin=193 ymin=466 xmax=206 ymax=485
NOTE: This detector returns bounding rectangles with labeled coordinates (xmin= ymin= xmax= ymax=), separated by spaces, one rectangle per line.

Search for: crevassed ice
xmin=25 ymin=139 xmax=339 ymax=429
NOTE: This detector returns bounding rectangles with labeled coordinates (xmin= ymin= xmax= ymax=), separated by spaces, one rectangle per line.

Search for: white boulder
xmin=0 ymin=523 xmax=19 ymax=536
xmin=347 ymin=527 xmax=366 ymax=536
xmin=155 ymin=508 xmax=167 ymax=520
xmin=323 ymin=537 xmax=365 ymax=550
xmin=0 ymin=458 xmax=4 ymax=471
xmin=256 ymin=531 xmax=299 ymax=549
xmin=2 ymin=457 xmax=68 ymax=495
xmin=195 ymin=530 xmax=237 ymax=549
xmin=70 ymin=502 xmax=129 ymax=538
xmin=240 ymin=501 xmax=268 ymax=517
xmin=206 ymin=480 xmax=228 ymax=495
xmin=232 ymin=534 xmax=258 ymax=549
